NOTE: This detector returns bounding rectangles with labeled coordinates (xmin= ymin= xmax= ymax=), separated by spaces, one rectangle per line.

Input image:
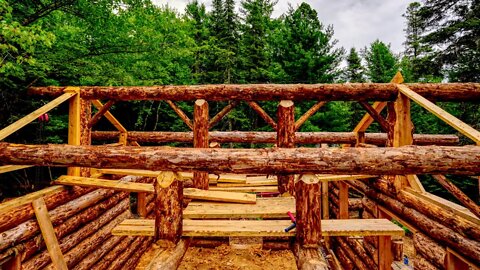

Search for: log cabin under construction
xmin=0 ymin=72 xmax=479 ymax=269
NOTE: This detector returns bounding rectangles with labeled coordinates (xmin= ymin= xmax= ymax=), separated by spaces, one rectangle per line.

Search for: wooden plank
xmin=97 ymin=168 xmax=161 ymax=177
xmin=397 ymin=84 xmax=480 ymax=144
xmin=315 ymin=174 xmax=378 ymax=182
xmin=0 ymin=92 xmax=75 ymax=141
xmin=216 ymin=178 xmax=277 ymax=187
xmin=209 ymin=186 xmax=278 ymax=193
xmin=67 ymin=87 xmax=81 ymax=176
xmin=0 ymin=165 xmax=32 ymax=174
xmin=32 ymin=198 xmax=68 ymax=270
xmin=0 ymin=185 xmax=64 ymax=215
xmin=184 ymin=188 xmax=256 ymax=204
xmin=182 ymin=172 xmax=247 ymax=184
xmin=54 ymin=175 xmax=154 ymax=193
xmin=338 ymin=182 xmax=349 ymax=219
xmin=91 ymin=100 xmax=127 ymax=133
xmin=184 ymin=197 xmax=294 ymax=219
xmin=112 ymin=219 xmax=404 ymax=237
xmin=403 ymin=188 xmax=479 ymax=224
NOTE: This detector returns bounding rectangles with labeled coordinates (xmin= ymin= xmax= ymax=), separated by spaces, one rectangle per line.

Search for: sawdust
xmin=178 ymin=245 xmax=297 ymax=270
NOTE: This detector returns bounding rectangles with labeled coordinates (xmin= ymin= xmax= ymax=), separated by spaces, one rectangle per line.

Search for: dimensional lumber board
xmin=0 ymin=165 xmax=33 ymax=174
xmin=184 ymin=188 xmax=256 ymax=204
xmin=0 ymin=185 xmax=64 ymax=215
xmin=209 ymin=186 xmax=279 ymax=193
xmin=54 ymin=175 xmax=154 ymax=193
xmin=216 ymin=178 xmax=277 ymax=187
xmin=315 ymin=174 xmax=378 ymax=182
xmin=97 ymin=168 xmax=161 ymax=177
xmin=181 ymin=172 xmax=246 ymax=184
xmin=183 ymin=197 xmax=295 ymax=219
xmin=111 ymin=219 xmax=404 ymax=238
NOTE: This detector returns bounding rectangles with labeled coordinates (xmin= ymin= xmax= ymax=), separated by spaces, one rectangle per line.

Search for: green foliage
xmin=363 ymin=40 xmax=398 ymax=83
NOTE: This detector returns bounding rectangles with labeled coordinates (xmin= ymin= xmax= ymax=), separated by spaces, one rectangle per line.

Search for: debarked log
xmin=91 ymin=131 xmax=459 ymax=146
xmin=1 ymin=144 xmax=480 ymax=175
xmin=29 ymin=83 xmax=480 ymax=102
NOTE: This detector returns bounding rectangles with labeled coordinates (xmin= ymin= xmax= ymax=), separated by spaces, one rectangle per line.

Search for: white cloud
xmin=151 ymin=0 xmax=412 ymax=53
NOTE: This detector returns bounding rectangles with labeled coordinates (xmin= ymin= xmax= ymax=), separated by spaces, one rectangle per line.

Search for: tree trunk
xmin=334 ymin=246 xmax=354 ymax=270
xmin=293 ymin=244 xmax=329 ymax=270
xmin=145 ymin=239 xmax=190 ymax=270
xmin=334 ymin=237 xmax=370 ymax=270
xmin=432 ymin=175 xmax=480 ymax=219
xmin=71 ymin=235 xmax=124 ymax=270
xmin=296 ymin=175 xmax=321 ymax=247
xmin=29 ymin=83 xmax=480 ymax=102
xmin=154 ymin=176 xmax=183 ymax=243
xmin=413 ymin=232 xmax=446 ymax=269
xmin=91 ymin=131 xmax=459 ymax=145
xmin=193 ymin=99 xmax=209 ymax=189
xmin=277 ymin=100 xmax=295 ymax=195
xmin=90 ymin=237 xmax=135 ymax=270
xmin=122 ymin=237 xmax=153 ymax=270
xmin=2 ymin=144 xmax=479 ymax=175
xmin=346 ymin=237 xmax=378 ymax=270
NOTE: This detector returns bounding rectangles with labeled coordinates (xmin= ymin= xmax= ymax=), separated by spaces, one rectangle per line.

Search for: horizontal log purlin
xmin=0 ymin=143 xmax=479 ymax=175
xmin=28 ymin=83 xmax=480 ymax=101
xmin=91 ymin=131 xmax=459 ymax=145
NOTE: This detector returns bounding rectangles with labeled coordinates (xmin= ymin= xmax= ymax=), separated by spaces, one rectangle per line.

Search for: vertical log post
xmin=137 ymin=192 xmax=147 ymax=218
xmin=338 ymin=182 xmax=349 ymax=219
xmin=66 ymin=87 xmax=81 ymax=177
xmin=80 ymin=98 xmax=91 ymax=177
xmin=295 ymin=174 xmax=321 ymax=247
xmin=378 ymin=236 xmax=393 ymax=270
xmin=193 ymin=99 xmax=209 ymax=190
xmin=277 ymin=100 xmax=295 ymax=195
xmin=154 ymin=172 xmax=183 ymax=244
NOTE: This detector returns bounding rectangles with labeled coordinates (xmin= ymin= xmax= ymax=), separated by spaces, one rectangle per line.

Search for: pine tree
xmin=345 ymin=47 xmax=364 ymax=82
xmin=363 ymin=40 xmax=398 ymax=83
xmin=239 ymin=0 xmax=276 ymax=83
xmin=186 ymin=1 xmax=209 ymax=83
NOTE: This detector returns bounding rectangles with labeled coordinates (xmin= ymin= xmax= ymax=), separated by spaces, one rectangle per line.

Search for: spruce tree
xmin=363 ymin=40 xmax=398 ymax=83
xmin=345 ymin=47 xmax=364 ymax=83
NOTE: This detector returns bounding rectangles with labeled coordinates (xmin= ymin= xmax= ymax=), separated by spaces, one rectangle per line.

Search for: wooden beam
xmin=193 ymin=99 xmax=209 ymax=189
xmin=295 ymin=101 xmax=326 ymax=131
xmin=338 ymin=182 xmax=349 ymax=219
xmin=2 ymin=144 xmax=480 ymax=175
xmin=296 ymin=175 xmax=321 ymax=247
xmin=32 ymin=198 xmax=68 ymax=270
xmin=184 ymin=188 xmax=256 ymax=204
xmin=2 ymin=254 xmax=22 ymax=270
xmin=358 ymin=101 xmax=389 ymax=133
xmin=353 ymin=102 xmax=388 ymax=133
xmin=0 ymin=91 xmax=75 ymax=141
xmin=0 ymin=165 xmax=32 ymax=174
xmin=247 ymin=101 xmax=277 ymax=130
xmin=91 ymin=130 xmax=460 ymax=145
xmin=315 ymin=174 xmax=378 ymax=182
xmin=0 ymin=185 xmax=64 ymax=215
xmin=87 ymin=100 xmax=116 ymax=128
xmin=445 ymin=248 xmax=476 ymax=270
xmin=165 ymin=100 xmax=193 ymax=130
xmin=378 ymin=236 xmax=393 ymax=270
xmin=67 ymin=87 xmax=81 ymax=176
xmin=209 ymin=186 xmax=279 ymax=193
xmin=397 ymin=84 xmax=480 ymax=144
xmin=277 ymin=100 xmax=295 ymax=195
xmin=143 ymin=239 xmax=190 ymax=270
xmin=432 ymin=175 xmax=480 ymax=219
xmin=29 ymin=83 xmax=480 ymax=102
xmin=54 ymin=175 xmax=154 ymax=192
xmin=209 ymin=101 xmax=238 ymax=129
xmin=91 ymin=100 xmax=127 ymax=133
xmin=137 ymin=192 xmax=147 ymax=218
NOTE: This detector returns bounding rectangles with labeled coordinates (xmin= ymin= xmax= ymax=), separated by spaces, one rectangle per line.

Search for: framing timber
xmin=67 ymin=87 xmax=81 ymax=176
xmin=87 ymin=100 xmax=116 ymax=128
xmin=358 ymin=101 xmax=389 ymax=133
xmin=91 ymin=130 xmax=459 ymax=145
xmin=32 ymin=198 xmax=68 ymax=270
xmin=0 ymin=185 xmax=64 ymax=215
xmin=29 ymin=83 xmax=480 ymax=101
xmin=0 ymin=165 xmax=32 ymax=174
xmin=165 ymin=100 xmax=193 ymax=130
xmin=248 ymin=101 xmax=277 ymax=130
xmin=295 ymin=175 xmax=321 ymax=247
xmin=0 ymin=91 xmax=75 ymax=141
xmin=193 ymin=99 xmax=209 ymax=189
xmin=432 ymin=175 xmax=480 ymax=219
xmin=295 ymin=101 xmax=326 ymax=131
xmin=397 ymin=84 xmax=480 ymax=144
xmin=1 ymin=144 xmax=480 ymax=175
xmin=91 ymin=100 xmax=127 ymax=133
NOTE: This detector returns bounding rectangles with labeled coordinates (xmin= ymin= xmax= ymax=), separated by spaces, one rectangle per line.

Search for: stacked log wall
xmin=328 ymin=181 xmax=380 ymax=270
xmin=348 ymin=178 xmax=480 ymax=269
xmin=0 ymin=176 xmax=154 ymax=270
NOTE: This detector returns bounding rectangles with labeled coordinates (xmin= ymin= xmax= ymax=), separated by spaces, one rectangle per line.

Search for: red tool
xmin=284 ymin=211 xmax=296 ymax=232
xmin=38 ymin=113 xmax=49 ymax=122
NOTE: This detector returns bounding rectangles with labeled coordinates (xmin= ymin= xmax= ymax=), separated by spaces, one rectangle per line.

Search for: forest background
xmin=0 ymin=0 xmax=479 ymax=203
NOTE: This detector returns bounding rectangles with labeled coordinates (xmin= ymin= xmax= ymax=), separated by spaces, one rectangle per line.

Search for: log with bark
xmin=91 ymin=131 xmax=459 ymax=145
xmin=295 ymin=175 xmax=321 ymax=247
xmin=432 ymin=175 xmax=480 ymax=219
xmin=293 ymin=244 xmax=329 ymax=270
xmin=392 ymin=240 xmax=403 ymax=261
xmin=333 ymin=237 xmax=370 ymax=270
xmin=122 ymin=237 xmax=153 ymax=270
xmin=29 ymin=83 xmax=480 ymax=102
xmin=155 ymin=175 xmax=183 ymax=243
xmin=71 ymin=235 xmax=124 ymax=270
xmin=23 ymin=199 xmax=130 ymax=269
xmin=277 ymin=100 xmax=295 ymax=194
xmin=104 ymin=236 xmax=145 ymax=270
xmin=334 ymin=246 xmax=354 ymax=270
xmin=413 ymin=232 xmax=446 ymax=269
xmin=363 ymin=240 xmax=379 ymax=265
xmin=193 ymin=99 xmax=209 ymax=189
xmin=345 ymin=237 xmax=378 ymax=270
xmin=348 ymin=180 xmax=480 ymax=265
xmin=2 ymin=144 xmax=479 ymax=175
xmin=90 ymin=236 xmax=136 ymax=270
xmin=145 ymin=239 xmax=190 ymax=270
xmin=415 ymin=254 xmax=441 ymax=270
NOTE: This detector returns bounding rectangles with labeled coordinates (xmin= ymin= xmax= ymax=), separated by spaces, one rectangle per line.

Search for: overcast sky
xmin=152 ymin=0 xmax=413 ymax=54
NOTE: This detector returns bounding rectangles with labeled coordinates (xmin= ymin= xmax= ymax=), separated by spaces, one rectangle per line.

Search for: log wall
xmin=0 ymin=176 xmax=154 ymax=270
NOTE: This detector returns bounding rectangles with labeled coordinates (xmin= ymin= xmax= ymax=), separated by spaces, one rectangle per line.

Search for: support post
xmin=80 ymin=98 xmax=91 ymax=176
xmin=193 ymin=99 xmax=209 ymax=190
xmin=295 ymin=175 xmax=321 ymax=247
xmin=277 ymin=100 xmax=295 ymax=195
xmin=67 ymin=87 xmax=81 ymax=177
xmin=154 ymin=172 xmax=183 ymax=244
xmin=338 ymin=182 xmax=349 ymax=219
xmin=378 ymin=236 xmax=392 ymax=270
xmin=137 ymin=192 xmax=147 ymax=218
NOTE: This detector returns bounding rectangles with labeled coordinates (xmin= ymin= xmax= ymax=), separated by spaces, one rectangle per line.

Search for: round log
xmin=72 ymin=235 xmax=124 ymax=270
xmin=346 ymin=238 xmax=377 ymax=270
xmin=154 ymin=176 xmax=183 ymax=243
xmin=334 ymin=246 xmax=354 ymax=270
xmin=91 ymin=131 xmax=460 ymax=145
xmin=293 ymin=244 xmax=329 ymax=270
xmin=105 ymin=236 xmax=146 ymax=270
xmin=413 ymin=232 xmax=446 ymax=269
xmin=415 ymin=253 xmax=441 ymax=270
xmin=277 ymin=100 xmax=295 ymax=195
xmin=362 ymin=240 xmax=378 ymax=265
xmin=193 ymin=99 xmax=209 ymax=189
xmin=334 ymin=237 xmax=369 ymax=270
xmin=2 ymin=144 xmax=479 ymax=175
xmin=295 ymin=175 xmax=321 ymax=247
xmin=122 ymin=237 xmax=153 ymax=270
xmin=29 ymin=83 xmax=480 ymax=102
xmin=90 ymin=236 xmax=135 ymax=270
